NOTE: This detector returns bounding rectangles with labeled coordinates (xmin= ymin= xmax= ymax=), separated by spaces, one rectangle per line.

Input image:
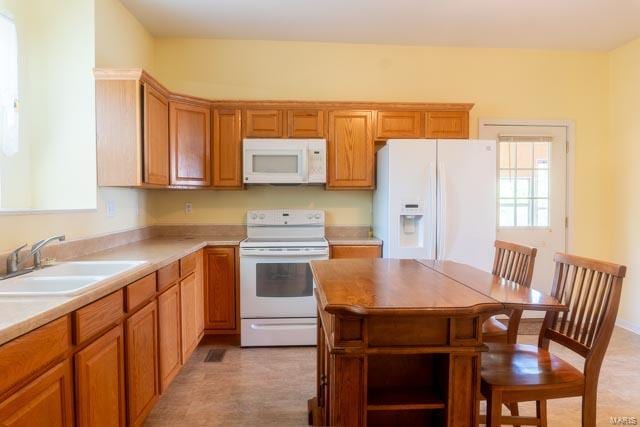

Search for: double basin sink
xmin=0 ymin=261 xmax=146 ymax=297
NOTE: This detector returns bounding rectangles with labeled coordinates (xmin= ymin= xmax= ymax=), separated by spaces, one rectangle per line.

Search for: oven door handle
xmin=240 ymin=249 xmax=329 ymax=257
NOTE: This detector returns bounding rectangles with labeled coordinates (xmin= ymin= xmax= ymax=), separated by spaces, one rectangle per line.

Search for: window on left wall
xmin=0 ymin=12 xmax=18 ymax=157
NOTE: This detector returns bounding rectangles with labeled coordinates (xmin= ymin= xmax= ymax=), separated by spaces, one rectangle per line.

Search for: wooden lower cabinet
xmin=0 ymin=360 xmax=74 ymax=427
xmin=75 ymin=325 xmax=126 ymax=427
xmin=180 ymin=272 xmax=199 ymax=362
xmin=125 ymin=301 xmax=159 ymax=427
xmin=330 ymin=245 xmax=381 ymax=259
xmin=204 ymin=247 xmax=237 ymax=332
xmin=157 ymin=284 xmax=182 ymax=393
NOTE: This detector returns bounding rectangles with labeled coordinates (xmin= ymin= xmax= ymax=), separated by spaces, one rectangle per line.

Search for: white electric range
xmin=239 ymin=209 xmax=328 ymax=347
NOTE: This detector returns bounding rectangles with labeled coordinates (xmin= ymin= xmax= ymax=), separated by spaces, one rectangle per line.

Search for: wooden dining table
xmin=307 ymin=258 xmax=567 ymax=427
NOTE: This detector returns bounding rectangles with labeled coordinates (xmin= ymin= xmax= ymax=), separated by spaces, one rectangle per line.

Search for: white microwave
xmin=243 ymin=139 xmax=327 ymax=184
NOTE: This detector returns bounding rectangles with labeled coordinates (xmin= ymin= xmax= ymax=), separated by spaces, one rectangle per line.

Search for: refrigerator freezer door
xmin=436 ymin=140 xmax=496 ymax=271
xmin=385 ymin=140 xmax=437 ymax=259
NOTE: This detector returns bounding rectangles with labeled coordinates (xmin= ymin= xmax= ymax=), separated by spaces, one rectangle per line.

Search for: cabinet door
xmin=213 ymin=109 xmax=243 ymax=188
xmin=375 ymin=111 xmax=422 ymax=139
xmin=125 ymin=301 xmax=159 ymax=427
xmin=180 ymin=272 xmax=199 ymax=362
xmin=157 ymin=284 xmax=182 ymax=393
xmin=0 ymin=360 xmax=73 ymax=427
xmin=75 ymin=325 xmax=126 ymax=427
xmin=330 ymin=245 xmax=382 ymax=259
xmin=425 ymin=111 xmax=469 ymax=139
xmin=143 ymin=83 xmax=169 ymax=185
xmin=288 ymin=110 xmax=324 ymax=138
xmin=169 ymin=102 xmax=211 ymax=186
xmin=204 ymin=247 xmax=237 ymax=331
xmin=244 ymin=109 xmax=284 ymax=137
xmin=327 ymin=111 xmax=374 ymax=189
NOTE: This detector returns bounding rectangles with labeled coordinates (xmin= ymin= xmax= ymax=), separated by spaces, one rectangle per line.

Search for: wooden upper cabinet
xmin=213 ymin=109 xmax=243 ymax=188
xmin=169 ymin=101 xmax=211 ymax=186
xmin=244 ymin=109 xmax=284 ymax=137
xmin=143 ymin=83 xmax=170 ymax=185
xmin=376 ymin=111 xmax=423 ymax=139
xmin=425 ymin=111 xmax=469 ymax=139
xmin=204 ymin=247 xmax=237 ymax=331
xmin=327 ymin=110 xmax=374 ymax=189
xmin=75 ymin=325 xmax=126 ymax=427
xmin=287 ymin=110 xmax=325 ymax=138
xmin=0 ymin=360 xmax=74 ymax=427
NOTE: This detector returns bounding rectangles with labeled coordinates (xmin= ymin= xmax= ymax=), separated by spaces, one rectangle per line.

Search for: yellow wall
xmin=0 ymin=0 xmax=153 ymax=252
xmin=609 ymin=37 xmax=640 ymax=330
xmin=151 ymin=39 xmax=611 ymax=256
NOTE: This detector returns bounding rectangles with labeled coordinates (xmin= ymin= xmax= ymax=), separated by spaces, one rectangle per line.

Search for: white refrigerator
xmin=373 ymin=139 xmax=497 ymax=271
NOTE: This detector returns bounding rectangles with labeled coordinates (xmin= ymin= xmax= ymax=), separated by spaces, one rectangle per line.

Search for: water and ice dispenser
xmin=399 ymin=200 xmax=425 ymax=248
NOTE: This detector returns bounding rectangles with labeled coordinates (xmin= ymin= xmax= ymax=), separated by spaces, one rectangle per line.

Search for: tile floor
xmin=146 ymin=327 xmax=640 ymax=426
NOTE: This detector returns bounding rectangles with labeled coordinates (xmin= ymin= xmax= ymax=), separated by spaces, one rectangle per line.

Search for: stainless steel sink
xmin=0 ymin=260 xmax=146 ymax=297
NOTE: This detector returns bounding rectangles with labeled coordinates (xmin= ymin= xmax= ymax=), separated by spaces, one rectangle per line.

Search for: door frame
xmin=478 ymin=119 xmax=575 ymax=253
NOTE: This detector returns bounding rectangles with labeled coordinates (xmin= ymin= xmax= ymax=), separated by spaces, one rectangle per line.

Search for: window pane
xmin=534 ymin=169 xmax=549 ymax=198
xmin=516 ymin=199 xmax=532 ymax=226
xmin=516 ymin=142 xmax=533 ymax=168
xmin=533 ymin=142 xmax=550 ymax=169
xmin=499 ymin=143 xmax=515 ymax=169
xmin=499 ymin=170 xmax=515 ymax=198
xmin=515 ymin=170 xmax=532 ymax=198
xmin=534 ymin=199 xmax=549 ymax=227
xmin=499 ymin=200 xmax=515 ymax=227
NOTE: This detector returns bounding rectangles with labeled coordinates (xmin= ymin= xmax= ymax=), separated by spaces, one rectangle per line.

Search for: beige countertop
xmin=0 ymin=236 xmax=244 ymax=345
xmin=327 ymin=237 xmax=382 ymax=246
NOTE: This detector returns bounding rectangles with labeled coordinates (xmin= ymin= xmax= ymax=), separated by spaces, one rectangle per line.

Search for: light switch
xmin=106 ymin=200 xmax=116 ymax=217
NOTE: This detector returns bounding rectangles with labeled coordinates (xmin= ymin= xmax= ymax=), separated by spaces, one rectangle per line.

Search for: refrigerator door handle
xmin=428 ymin=161 xmax=437 ymax=259
xmin=437 ymin=162 xmax=447 ymax=261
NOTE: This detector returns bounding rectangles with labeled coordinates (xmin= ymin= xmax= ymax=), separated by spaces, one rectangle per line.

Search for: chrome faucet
xmin=31 ymin=235 xmax=65 ymax=269
xmin=2 ymin=234 xmax=66 ymax=279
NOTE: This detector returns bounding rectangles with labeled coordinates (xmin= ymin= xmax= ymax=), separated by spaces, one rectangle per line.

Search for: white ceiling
xmin=120 ymin=0 xmax=640 ymax=51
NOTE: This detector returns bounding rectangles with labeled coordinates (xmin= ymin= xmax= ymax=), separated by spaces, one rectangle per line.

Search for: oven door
xmin=243 ymin=147 xmax=308 ymax=184
xmin=240 ymin=247 xmax=328 ymax=318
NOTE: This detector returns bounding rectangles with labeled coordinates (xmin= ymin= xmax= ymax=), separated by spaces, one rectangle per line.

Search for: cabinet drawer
xmin=0 ymin=316 xmax=71 ymax=397
xmin=330 ymin=245 xmax=381 ymax=259
xmin=157 ymin=261 xmax=180 ymax=291
xmin=180 ymin=252 xmax=198 ymax=277
xmin=125 ymin=273 xmax=157 ymax=313
xmin=74 ymin=290 xmax=124 ymax=345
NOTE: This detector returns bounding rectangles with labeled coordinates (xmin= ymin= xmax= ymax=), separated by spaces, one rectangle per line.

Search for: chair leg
xmin=507 ymin=402 xmax=520 ymax=427
xmin=536 ymin=400 xmax=548 ymax=427
xmin=582 ymin=390 xmax=597 ymax=427
xmin=486 ymin=391 xmax=503 ymax=427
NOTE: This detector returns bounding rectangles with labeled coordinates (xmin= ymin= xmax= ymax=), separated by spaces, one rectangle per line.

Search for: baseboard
xmin=616 ymin=318 xmax=640 ymax=335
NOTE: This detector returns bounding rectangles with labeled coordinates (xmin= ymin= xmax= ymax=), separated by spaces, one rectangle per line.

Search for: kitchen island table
xmin=307 ymin=258 xmax=566 ymax=427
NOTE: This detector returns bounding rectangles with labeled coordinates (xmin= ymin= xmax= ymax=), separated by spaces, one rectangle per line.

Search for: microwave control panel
xmin=307 ymin=140 xmax=327 ymax=183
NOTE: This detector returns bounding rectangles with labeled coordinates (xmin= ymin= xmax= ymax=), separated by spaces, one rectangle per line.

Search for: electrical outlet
xmin=185 ymin=202 xmax=193 ymax=214
xmin=106 ymin=200 xmax=116 ymax=217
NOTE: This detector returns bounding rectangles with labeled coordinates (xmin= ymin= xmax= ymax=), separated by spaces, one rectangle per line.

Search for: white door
xmin=436 ymin=140 xmax=497 ymax=272
xmin=480 ymin=123 xmax=568 ymax=298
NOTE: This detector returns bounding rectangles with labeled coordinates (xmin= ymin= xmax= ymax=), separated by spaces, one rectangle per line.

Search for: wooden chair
xmin=483 ymin=241 xmax=538 ymax=344
xmin=481 ymin=253 xmax=626 ymax=427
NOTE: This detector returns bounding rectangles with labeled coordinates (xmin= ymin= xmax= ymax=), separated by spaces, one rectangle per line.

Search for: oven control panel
xmin=246 ymin=209 xmax=325 ymax=226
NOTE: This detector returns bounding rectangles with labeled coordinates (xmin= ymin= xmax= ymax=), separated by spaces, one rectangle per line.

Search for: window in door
xmin=498 ymin=135 xmax=551 ymax=228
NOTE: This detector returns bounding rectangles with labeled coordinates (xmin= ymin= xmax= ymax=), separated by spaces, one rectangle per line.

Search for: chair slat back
xmin=492 ymin=240 xmax=537 ymax=287
xmin=539 ymin=253 xmax=626 ymax=360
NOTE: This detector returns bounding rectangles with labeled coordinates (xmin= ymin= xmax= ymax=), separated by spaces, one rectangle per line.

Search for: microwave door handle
xmin=301 ymin=149 xmax=309 ymax=181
